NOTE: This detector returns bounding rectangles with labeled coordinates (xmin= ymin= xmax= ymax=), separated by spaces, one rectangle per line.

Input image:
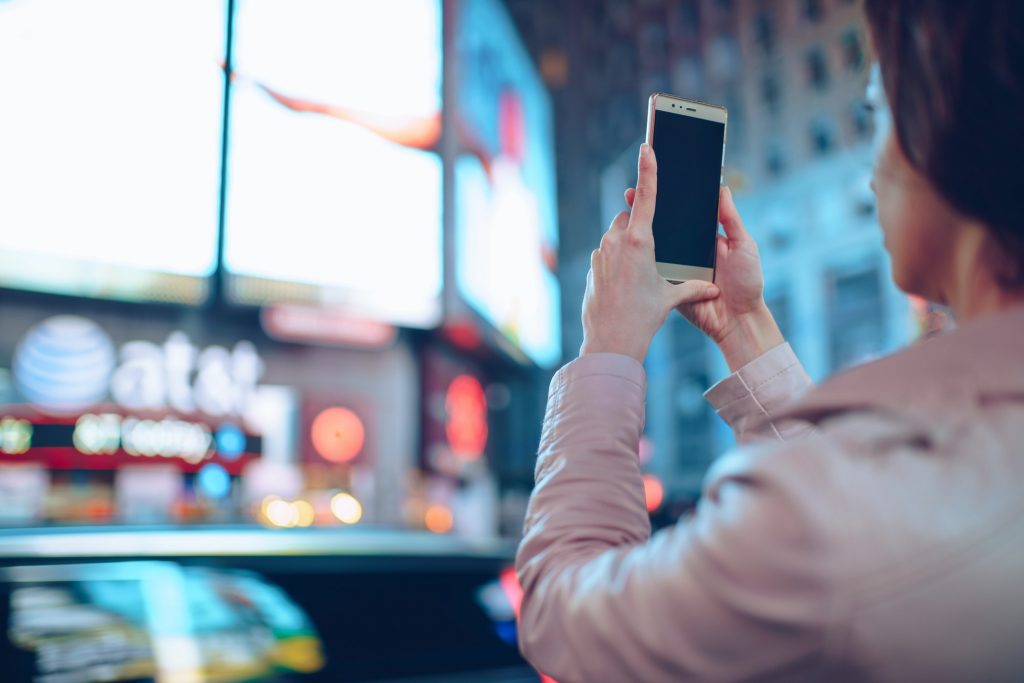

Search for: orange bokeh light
xmin=642 ymin=474 xmax=664 ymax=512
xmin=424 ymin=504 xmax=454 ymax=534
xmin=311 ymin=407 xmax=365 ymax=464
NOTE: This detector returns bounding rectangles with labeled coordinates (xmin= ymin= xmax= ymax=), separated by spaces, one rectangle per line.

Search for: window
xmin=841 ymin=29 xmax=864 ymax=72
xmin=828 ymin=267 xmax=886 ymax=371
xmin=811 ymin=116 xmax=836 ymax=155
xmin=805 ymin=46 xmax=830 ymax=91
xmin=640 ymin=22 xmax=669 ymax=65
xmin=850 ymin=100 xmax=873 ymax=140
xmin=754 ymin=12 xmax=775 ymax=55
xmin=708 ymin=33 xmax=741 ymax=82
xmin=765 ymin=141 xmax=787 ymax=177
xmin=675 ymin=1 xmax=700 ymax=38
xmin=761 ymin=73 xmax=781 ymax=113
xmin=803 ymin=0 xmax=824 ymax=23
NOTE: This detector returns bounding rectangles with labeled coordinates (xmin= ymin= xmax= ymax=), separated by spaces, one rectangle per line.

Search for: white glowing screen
xmin=223 ymin=0 xmax=443 ymax=328
xmin=454 ymin=0 xmax=561 ymax=366
xmin=0 ymin=0 xmax=225 ymax=303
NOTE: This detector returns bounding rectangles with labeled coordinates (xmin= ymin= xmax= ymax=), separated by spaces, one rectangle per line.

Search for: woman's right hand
xmin=625 ymin=185 xmax=784 ymax=372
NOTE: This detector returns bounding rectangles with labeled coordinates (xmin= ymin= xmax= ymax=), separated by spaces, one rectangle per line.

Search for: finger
xmin=719 ymin=186 xmax=752 ymax=244
xmin=608 ymin=210 xmax=630 ymax=233
xmin=627 ymin=144 xmax=657 ymax=232
xmin=663 ymin=280 xmax=719 ymax=309
xmin=624 ymin=187 xmax=636 ymax=208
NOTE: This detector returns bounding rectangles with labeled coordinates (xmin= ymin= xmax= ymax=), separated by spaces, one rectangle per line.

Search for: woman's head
xmin=864 ymin=0 xmax=1024 ymax=300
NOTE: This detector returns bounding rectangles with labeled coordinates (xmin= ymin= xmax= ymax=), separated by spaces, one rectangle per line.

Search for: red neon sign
xmin=445 ymin=375 xmax=487 ymax=460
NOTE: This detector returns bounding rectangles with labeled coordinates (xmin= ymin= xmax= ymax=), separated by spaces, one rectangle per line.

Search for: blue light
xmin=197 ymin=463 xmax=231 ymax=500
xmin=216 ymin=423 xmax=246 ymax=460
xmin=494 ymin=620 xmax=517 ymax=646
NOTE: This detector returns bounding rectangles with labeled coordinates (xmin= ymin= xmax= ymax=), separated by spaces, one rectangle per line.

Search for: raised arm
xmin=516 ymin=353 xmax=835 ymax=682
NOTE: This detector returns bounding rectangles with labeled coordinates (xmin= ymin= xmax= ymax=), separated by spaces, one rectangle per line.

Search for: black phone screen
xmin=650 ymin=109 xmax=725 ymax=269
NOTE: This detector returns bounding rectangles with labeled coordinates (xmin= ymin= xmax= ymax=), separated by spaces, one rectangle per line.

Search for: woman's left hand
xmin=580 ymin=144 xmax=720 ymax=364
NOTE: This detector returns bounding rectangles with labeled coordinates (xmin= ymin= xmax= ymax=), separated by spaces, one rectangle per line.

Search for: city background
xmin=507 ymin=0 xmax=929 ymax=504
xmin=0 ymin=1 xmax=937 ymax=680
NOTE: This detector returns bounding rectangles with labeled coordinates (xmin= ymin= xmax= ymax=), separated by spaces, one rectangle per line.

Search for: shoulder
xmin=779 ymin=310 xmax=1024 ymax=431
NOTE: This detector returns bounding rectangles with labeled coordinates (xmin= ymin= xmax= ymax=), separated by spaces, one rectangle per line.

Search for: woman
xmin=515 ymin=2 xmax=1024 ymax=681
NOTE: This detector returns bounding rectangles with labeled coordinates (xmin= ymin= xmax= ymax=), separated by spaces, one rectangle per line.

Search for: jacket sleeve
xmin=515 ymin=353 xmax=838 ymax=683
xmin=704 ymin=343 xmax=815 ymax=444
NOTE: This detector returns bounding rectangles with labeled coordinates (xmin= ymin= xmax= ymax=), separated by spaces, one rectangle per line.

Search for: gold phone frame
xmin=645 ymin=92 xmax=728 ymax=283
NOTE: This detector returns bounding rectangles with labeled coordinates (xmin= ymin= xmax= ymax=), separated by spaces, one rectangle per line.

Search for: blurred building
xmin=507 ymin=0 xmax=917 ymax=504
xmin=0 ymin=0 xmax=560 ymax=540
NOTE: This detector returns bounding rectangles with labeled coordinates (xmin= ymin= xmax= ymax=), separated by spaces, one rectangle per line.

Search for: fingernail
xmin=640 ymin=143 xmax=651 ymax=157
xmin=724 ymin=186 xmax=733 ymax=198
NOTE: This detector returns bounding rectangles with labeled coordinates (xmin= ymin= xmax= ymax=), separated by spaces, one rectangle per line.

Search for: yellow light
xmin=424 ymin=504 xmax=453 ymax=534
xmin=330 ymin=492 xmax=363 ymax=524
xmin=293 ymin=500 xmax=315 ymax=527
xmin=265 ymin=498 xmax=298 ymax=528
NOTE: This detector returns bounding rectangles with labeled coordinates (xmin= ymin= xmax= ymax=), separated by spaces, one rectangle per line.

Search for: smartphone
xmin=645 ymin=93 xmax=728 ymax=283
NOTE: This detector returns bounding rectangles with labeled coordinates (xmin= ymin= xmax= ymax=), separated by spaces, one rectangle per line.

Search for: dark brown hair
xmin=863 ymin=0 xmax=1024 ymax=286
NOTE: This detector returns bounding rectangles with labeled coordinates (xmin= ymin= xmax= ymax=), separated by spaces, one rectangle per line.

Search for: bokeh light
xmin=196 ymin=463 xmax=231 ymax=500
xmin=264 ymin=497 xmax=298 ymax=528
xmin=293 ymin=499 xmax=315 ymax=528
xmin=424 ymin=504 xmax=453 ymax=534
xmin=638 ymin=436 xmax=655 ymax=465
xmin=642 ymin=474 xmax=664 ymax=513
xmin=445 ymin=374 xmax=487 ymax=460
xmin=310 ymin=407 xmax=365 ymax=464
xmin=330 ymin=492 xmax=363 ymax=525
xmin=215 ymin=423 xmax=246 ymax=460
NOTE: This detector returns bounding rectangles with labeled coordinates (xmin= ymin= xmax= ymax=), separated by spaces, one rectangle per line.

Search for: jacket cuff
xmin=545 ymin=352 xmax=646 ymax=428
xmin=704 ymin=343 xmax=810 ymax=430
xmin=552 ymin=352 xmax=646 ymax=392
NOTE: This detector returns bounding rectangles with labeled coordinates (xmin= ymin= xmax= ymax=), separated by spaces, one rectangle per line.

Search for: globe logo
xmin=13 ymin=316 xmax=116 ymax=414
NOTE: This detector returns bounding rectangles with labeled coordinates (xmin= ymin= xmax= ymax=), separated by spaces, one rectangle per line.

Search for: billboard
xmin=0 ymin=0 xmax=225 ymax=304
xmin=454 ymin=0 xmax=562 ymax=367
xmin=223 ymin=0 xmax=444 ymax=328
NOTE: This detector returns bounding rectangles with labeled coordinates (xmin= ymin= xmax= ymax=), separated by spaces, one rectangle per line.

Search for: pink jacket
xmin=516 ymin=307 xmax=1024 ymax=682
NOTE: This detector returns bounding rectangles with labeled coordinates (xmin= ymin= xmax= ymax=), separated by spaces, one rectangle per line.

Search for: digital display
xmin=0 ymin=0 xmax=225 ymax=304
xmin=651 ymin=110 xmax=725 ymax=270
xmin=223 ymin=0 xmax=444 ymax=328
xmin=0 ymin=562 xmax=325 ymax=682
xmin=454 ymin=0 xmax=562 ymax=367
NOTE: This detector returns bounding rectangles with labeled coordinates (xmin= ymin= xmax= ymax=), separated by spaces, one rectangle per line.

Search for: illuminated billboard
xmin=0 ymin=0 xmax=225 ymax=304
xmin=454 ymin=0 xmax=561 ymax=367
xmin=223 ymin=0 xmax=444 ymax=328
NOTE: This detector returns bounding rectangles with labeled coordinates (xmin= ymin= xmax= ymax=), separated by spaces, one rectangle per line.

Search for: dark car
xmin=0 ymin=526 xmax=539 ymax=683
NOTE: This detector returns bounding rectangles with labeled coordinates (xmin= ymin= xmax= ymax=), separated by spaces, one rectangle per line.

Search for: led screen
xmin=224 ymin=0 xmax=443 ymax=328
xmin=455 ymin=0 xmax=561 ymax=367
xmin=0 ymin=0 xmax=225 ymax=304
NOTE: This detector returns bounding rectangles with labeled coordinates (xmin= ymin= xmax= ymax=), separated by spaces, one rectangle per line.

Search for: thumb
xmin=664 ymin=281 xmax=719 ymax=309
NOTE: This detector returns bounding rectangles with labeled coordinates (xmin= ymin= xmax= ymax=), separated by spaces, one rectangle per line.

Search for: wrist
xmin=717 ymin=303 xmax=784 ymax=372
xmin=580 ymin=337 xmax=647 ymax=364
